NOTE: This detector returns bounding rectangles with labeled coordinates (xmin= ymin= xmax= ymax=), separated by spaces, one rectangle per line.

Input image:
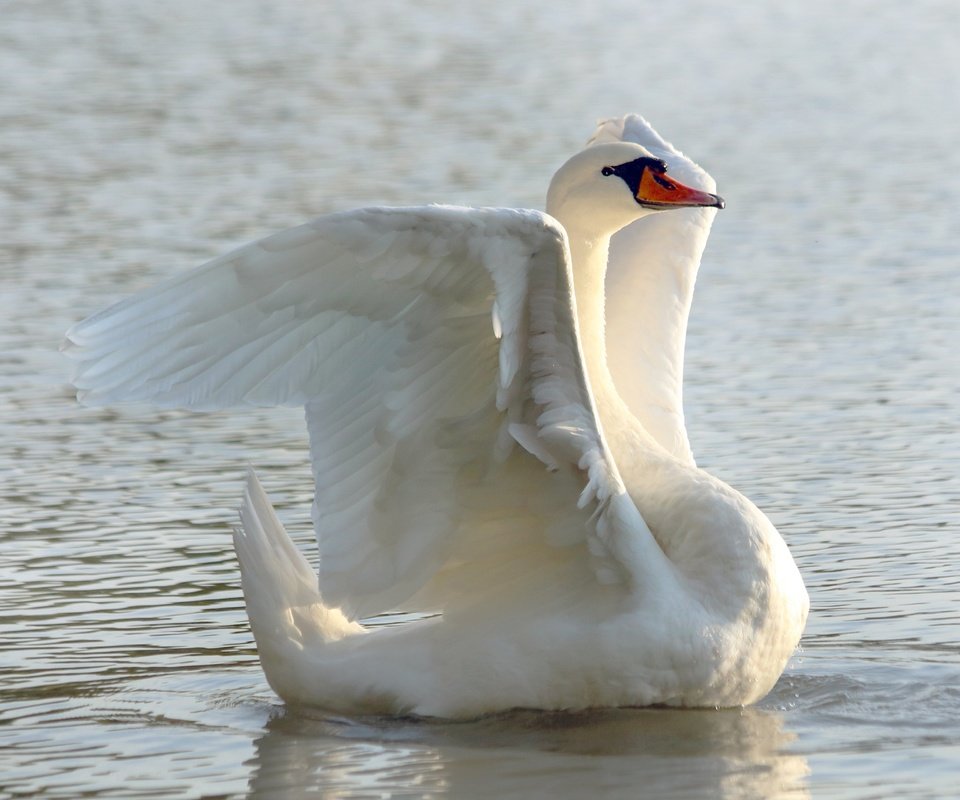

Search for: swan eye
xmin=601 ymin=166 xmax=615 ymax=177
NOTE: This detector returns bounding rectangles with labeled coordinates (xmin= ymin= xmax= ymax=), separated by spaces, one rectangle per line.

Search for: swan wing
xmin=64 ymin=206 xmax=664 ymax=617
xmin=65 ymin=207 xmax=518 ymax=410
xmin=590 ymin=114 xmax=719 ymax=463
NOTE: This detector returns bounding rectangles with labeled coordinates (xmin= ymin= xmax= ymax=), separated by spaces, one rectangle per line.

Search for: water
xmin=2 ymin=0 xmax=959 ymax=796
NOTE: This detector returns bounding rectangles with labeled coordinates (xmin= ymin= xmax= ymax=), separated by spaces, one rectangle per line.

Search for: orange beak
xmin=604 ymin=156 xmax=724 ymax=210
xmin=635 ymin=166 xmax=725 ymax=209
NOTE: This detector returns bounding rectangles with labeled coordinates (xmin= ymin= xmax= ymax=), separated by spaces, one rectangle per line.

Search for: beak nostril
xmin=653 ymin=175 xmax=677 ymax=192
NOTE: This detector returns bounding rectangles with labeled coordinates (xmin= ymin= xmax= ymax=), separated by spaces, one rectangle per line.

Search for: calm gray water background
xmin=3 ymin=1 xmax=959 ymax=797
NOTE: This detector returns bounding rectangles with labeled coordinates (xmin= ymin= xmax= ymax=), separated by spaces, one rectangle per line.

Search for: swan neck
xmin=565 ymin=221 xmax=696 ymax=464
xmin=566 ymin=232 xmax=617 ymax=398
xmin=604 ymin=228 xmax=698 ymax=463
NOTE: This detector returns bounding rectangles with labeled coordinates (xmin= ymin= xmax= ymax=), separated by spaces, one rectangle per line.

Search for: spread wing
xmin=64 ymin=206 xmax=665 ymax=618
xmin=591 ymin=114 xmax=719 ymax=464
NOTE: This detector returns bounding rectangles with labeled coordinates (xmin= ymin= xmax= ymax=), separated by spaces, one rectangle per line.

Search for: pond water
xmin=2 ymin=0 xmax=959 ymax=797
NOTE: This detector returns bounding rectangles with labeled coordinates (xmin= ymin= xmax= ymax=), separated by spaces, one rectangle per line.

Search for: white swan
xmin=63 ymin=115 xmax=808 ymax=718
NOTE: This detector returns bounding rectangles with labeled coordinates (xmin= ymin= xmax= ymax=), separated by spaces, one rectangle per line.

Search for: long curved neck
xmin=604 ymin=225 xmax=697 ymax=463
xmin=563 ymin=228 xmax=669 ymax=480
xmin=563 ymin=221 xmax=695 ymax=465
xmin=564 ymin=230 xmax=619 ymax=402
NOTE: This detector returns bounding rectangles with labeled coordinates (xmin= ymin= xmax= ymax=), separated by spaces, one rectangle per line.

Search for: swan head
xmin=546 ymin=142 xmax=724 ymax=236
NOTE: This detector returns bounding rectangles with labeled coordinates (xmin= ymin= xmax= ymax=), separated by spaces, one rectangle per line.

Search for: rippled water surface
xmin=3 ymin=1 xmax=960 ymax=797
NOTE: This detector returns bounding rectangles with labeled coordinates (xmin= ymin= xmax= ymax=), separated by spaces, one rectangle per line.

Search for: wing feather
xmin=65 ymin=204 xmax=666 ymax=619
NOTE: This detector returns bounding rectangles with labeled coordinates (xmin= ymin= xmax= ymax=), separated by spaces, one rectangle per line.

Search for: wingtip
xmin=244 ymin=465 xmax=264 ymax=494
xmin=71 ymin=385 xmax=109 ymax=408
xmin=230 ymin=522 xmax=245 ymax=550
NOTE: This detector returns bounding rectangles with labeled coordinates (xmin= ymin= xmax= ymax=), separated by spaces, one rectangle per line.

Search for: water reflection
xmin=246 ymin=705 xmax=809 ymax=799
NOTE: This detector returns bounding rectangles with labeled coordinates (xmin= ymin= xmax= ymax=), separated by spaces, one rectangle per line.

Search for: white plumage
xmin=64 ymin=115 xmax=808 ymax=717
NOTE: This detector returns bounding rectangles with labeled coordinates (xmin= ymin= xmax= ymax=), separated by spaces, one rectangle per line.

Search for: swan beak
xmin=635 ymin=167 xmax=725 ymax=210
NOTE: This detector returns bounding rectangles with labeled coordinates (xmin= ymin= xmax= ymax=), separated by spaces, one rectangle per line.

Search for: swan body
xmin=64 ymin=115 xmax=808 ymax=717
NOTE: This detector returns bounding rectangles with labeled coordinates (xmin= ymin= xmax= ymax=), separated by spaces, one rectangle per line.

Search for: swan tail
xmin=233 ymin=468 xmax=363 ymax=699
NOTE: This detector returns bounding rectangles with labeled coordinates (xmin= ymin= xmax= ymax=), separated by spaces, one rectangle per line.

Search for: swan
xmin=63 ymin=115 xmax=808 ymax=718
